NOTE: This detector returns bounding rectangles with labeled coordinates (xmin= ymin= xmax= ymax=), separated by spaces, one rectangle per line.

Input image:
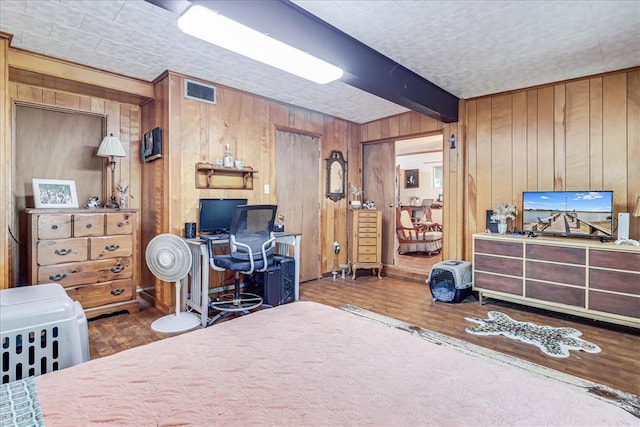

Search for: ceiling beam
xmin=147 ymin=0 xmax=459 ymax=123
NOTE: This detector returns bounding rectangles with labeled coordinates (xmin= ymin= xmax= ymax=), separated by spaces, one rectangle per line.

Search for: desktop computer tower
xmin=247 ymin=255 xmax=295 ymax=307
xmin=273 ymin=255 xmax=295 ymax=305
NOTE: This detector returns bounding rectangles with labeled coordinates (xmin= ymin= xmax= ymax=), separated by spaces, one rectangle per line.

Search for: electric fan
xmin=146 ymin=234 xmax=200 ymax=333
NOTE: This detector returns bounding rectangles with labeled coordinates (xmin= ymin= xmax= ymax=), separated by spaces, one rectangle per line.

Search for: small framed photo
xmin=32 ymin=179 xmax=79 ymax=208
xmin=405 ymin=169 xmax=419 ymax=188
xmin=143 ymin=127 xmax=162 ymax=162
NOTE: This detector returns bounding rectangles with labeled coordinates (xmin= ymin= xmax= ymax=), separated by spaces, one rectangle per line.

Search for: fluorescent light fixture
xmin=178 ymin=5 xmax=343 ymax=84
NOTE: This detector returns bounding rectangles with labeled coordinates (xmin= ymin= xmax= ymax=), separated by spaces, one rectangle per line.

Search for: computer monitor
xmin=198 ymin=198 xmax=247 ymax=235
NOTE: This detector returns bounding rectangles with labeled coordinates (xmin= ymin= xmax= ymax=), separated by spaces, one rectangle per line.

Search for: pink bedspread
xmin=36 ymin=301 xmax=636 ymax=426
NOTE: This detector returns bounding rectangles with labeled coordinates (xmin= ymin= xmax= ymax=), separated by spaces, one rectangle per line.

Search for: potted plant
xmin=349 ymin=183 xmax=363 ymax=209
xmin=490 ymin=202 xmax=517 ymax=234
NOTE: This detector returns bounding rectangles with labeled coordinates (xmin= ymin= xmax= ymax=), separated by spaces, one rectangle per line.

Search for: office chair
xmin=207 ymin=205 xmax=277 ymax=326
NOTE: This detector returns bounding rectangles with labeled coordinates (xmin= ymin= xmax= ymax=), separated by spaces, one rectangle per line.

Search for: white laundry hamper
xmin=1 ymin=283 xmax=89 ymax=384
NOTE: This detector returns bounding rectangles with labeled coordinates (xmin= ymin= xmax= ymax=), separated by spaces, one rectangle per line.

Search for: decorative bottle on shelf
xmin=223 ymin=144 xmax=234 ymax=168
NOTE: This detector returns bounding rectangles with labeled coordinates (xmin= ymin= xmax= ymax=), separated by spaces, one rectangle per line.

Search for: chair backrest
xmin=397 ymin=208 xmax=415 ymax=229
xmin=229 ymin=205 xmax=277 ymax=261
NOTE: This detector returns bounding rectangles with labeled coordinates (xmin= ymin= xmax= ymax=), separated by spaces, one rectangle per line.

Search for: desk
xmin=184 ymin=233 xmax=302 ymax=327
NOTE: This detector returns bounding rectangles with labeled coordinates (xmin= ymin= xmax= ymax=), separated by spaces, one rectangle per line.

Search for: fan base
xmin=151 ymin=312 xmax=200 ymax=333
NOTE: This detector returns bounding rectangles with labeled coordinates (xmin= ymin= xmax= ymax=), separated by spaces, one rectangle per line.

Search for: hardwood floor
xmin=88 ymin=275 xmax=640 ymax=396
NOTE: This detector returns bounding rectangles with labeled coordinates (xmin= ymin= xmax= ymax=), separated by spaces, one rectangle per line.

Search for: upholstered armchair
xmin=396 ymin=207 xmax=443 ymax=256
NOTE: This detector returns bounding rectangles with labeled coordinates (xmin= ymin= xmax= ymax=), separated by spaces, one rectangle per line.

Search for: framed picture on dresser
xmin=32 ymin=179 xmax=79 ymax=208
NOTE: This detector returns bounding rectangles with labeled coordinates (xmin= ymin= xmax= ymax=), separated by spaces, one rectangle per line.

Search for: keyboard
xmin=201 ymin=233 xmax=229 ymax=241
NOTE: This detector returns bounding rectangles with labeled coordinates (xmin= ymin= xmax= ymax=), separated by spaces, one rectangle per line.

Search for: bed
xmin=7 ymin=301 xmax=638 ymax=425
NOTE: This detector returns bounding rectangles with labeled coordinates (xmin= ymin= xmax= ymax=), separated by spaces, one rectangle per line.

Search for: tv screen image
xmin=199 ymin=198 xmax=248 ymax=235
xmin=522 ymin=191 xmax=613 ymax=239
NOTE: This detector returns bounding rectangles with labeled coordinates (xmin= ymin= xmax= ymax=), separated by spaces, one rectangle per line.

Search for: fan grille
xmin=145 ymin=234 xmax=192 ymax=282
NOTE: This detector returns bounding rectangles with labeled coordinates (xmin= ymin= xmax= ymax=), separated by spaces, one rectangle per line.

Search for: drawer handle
xmin=105 ymin=244 xmax=120 ymax=251
xmin=86 ymin=224 xmax=93 ymax=229
xmin=110 ymin=288 xmax=125 ymax=296
xmin=110 ymin=265 xmax=124 ymax=273
xmin=117 ymin=222 xmax=124 ymax=228
xmin=54 ymin=248 xmax=72 ymax=256
xmin=51 ymin=225 xmax=58 ymax=230
xmin=49 ymin=273 xmax=67 ymax=281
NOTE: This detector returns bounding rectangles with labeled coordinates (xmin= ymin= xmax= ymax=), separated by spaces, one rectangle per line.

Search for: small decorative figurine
xmin=117 ymin=182 xmax=130 ymax=209
xmin=85 ymin=196 xmax=101 ymax=209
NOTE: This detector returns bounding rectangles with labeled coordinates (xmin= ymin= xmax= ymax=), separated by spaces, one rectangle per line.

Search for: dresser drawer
xmin=358 ymin=238 xmax=378 ymax=246
xmin=356 ymin=254 xmax=378 ymax=263
xmin=38 ymin=214 xmax=72 ymax=239
xmin=358 ymin=245 xmax=377 ymax=255
xmin=90 ymin=235 xmax=133 ymax=260
xmin=37 ymin=257 xmax=133 ymax=287
xmin=106 ymin=212 xmax=135 ymax=235
xmin=74 ymin=213 xmax=105 ymax=237
xmin=37 ymin=238 xmax=88 ymax=265
xmin=66 ymin=280 xmax=134 ymax=309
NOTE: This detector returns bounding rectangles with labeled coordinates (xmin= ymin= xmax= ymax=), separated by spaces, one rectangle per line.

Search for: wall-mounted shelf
xmin=195 ymin=162 xmax=256 ymax=189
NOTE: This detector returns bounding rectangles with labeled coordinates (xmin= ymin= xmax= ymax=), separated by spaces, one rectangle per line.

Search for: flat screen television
xmin=199 ymin=198 xmax=247 ymax=235
xmin=521 ymin=190 xmax=613 ymax=239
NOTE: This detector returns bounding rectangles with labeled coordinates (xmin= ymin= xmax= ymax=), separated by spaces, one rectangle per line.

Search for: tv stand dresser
xmin=472 ymin=233 xmax=639 ymax=328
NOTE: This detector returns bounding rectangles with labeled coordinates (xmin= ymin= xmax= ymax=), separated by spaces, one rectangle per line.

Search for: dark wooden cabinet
xmin=473 ymin=234 xmax=640 ymax=328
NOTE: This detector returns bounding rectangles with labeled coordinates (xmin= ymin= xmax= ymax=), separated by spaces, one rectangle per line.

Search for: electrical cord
xmin=8 ymin=225 xmax=27 ymax=250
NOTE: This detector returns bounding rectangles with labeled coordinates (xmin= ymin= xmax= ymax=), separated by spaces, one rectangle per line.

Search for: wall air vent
xmin=184 ymin=79 xmax=217 ymax=105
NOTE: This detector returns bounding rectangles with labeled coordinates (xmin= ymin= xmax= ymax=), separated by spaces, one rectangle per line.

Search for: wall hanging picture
xmin=143 ymin=127 xmax=162 ymax=162
xmin=32 ymin=179 xmax=79 ymax=208
xmin=405 ymin=169 xmax=419 ymax=188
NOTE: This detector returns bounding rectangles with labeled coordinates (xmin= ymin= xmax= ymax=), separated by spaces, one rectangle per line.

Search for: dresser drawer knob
xmin=49 ymin=273 xmax=67 ymax=281
xmin=110 ymin=265 xmax=125 ymax=273
xmin=117 ymin=222 xmax=124 ymax=228
xmin=54 ymin=248 xmax=72 ymax=256
xmin=86 ymin=224 xmax=93 ymax=229
xmin=105 ymin=244 xmax=120 ymax=251
xmin=110 ymin=288 xmax=125 ymax=296
xmin=51 ymin=225 xmax=58 ymax=230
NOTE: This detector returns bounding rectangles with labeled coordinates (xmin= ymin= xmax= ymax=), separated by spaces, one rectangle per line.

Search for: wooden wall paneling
xmin=466 ymin=100 xmax=478 ymax=246
xmin=553 ymin=84 xmax=566 ymax=189
xmin=537 ymin=86 xmax=555 ymax=190
xmin=589 ymin=77 xmax=604 ymax=190
xmin=602 ymin=73 xmax=628 ymax=211
xmin=0 ymin=35 xmax=9 ymax=288
xmin=628 ymin=70 xmax=640 ymax=239
xmin=475 ymin=98 xmax=493 ymax=234
xmin=526 ymin=89 xmax=539 ymax=190
xmin=179 ymin=94 xmax=202 ymax=229
xmin=490 ymin=94 xmax=513 ymax=206
xmin=565 ymin=80 xmax=591 ymax=190
xmin=140 ymin=75 xmax=168 ymax=309
xmin=443 ymin=122 xmax=463 ymax=260
xmin=512 ymin=91 xmax=528 ymax=228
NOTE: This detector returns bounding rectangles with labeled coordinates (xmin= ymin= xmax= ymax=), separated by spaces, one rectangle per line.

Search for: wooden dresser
xmin=26 ymin=208 xmax=139 ymax=319
xmin=472 ymin=233 xmax=640 ymax=328
xmin=349 ymin=209 xmax=382 ymax=280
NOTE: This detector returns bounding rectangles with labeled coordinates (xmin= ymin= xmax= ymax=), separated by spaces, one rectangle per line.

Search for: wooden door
xmin=276 ymin=131 xmax=320 ymax=282
xmin=363 ymin=142 xmax=396 ymax=265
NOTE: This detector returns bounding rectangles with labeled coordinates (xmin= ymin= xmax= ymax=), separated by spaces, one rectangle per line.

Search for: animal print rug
xmin=465 ymin=311 xmax=601 ymax=358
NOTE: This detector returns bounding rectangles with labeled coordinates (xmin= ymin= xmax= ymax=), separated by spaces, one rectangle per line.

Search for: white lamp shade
xmin=97 ymin=134 xmax=126 ymax=158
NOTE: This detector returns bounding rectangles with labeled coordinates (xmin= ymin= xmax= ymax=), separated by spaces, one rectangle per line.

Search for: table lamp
xmin=97 ymin=133 xmax=126 ymax=208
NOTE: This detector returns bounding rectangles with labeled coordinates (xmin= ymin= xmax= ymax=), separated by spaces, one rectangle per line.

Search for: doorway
xmin=395 ymin=135 xmax=443 ymax=270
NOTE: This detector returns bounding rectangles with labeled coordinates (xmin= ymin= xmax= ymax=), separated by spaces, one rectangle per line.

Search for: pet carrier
xmin=1 ymin=283 xmax=89 ymax=384
xmin=427 ymin=260 xmax=473 ymax=303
